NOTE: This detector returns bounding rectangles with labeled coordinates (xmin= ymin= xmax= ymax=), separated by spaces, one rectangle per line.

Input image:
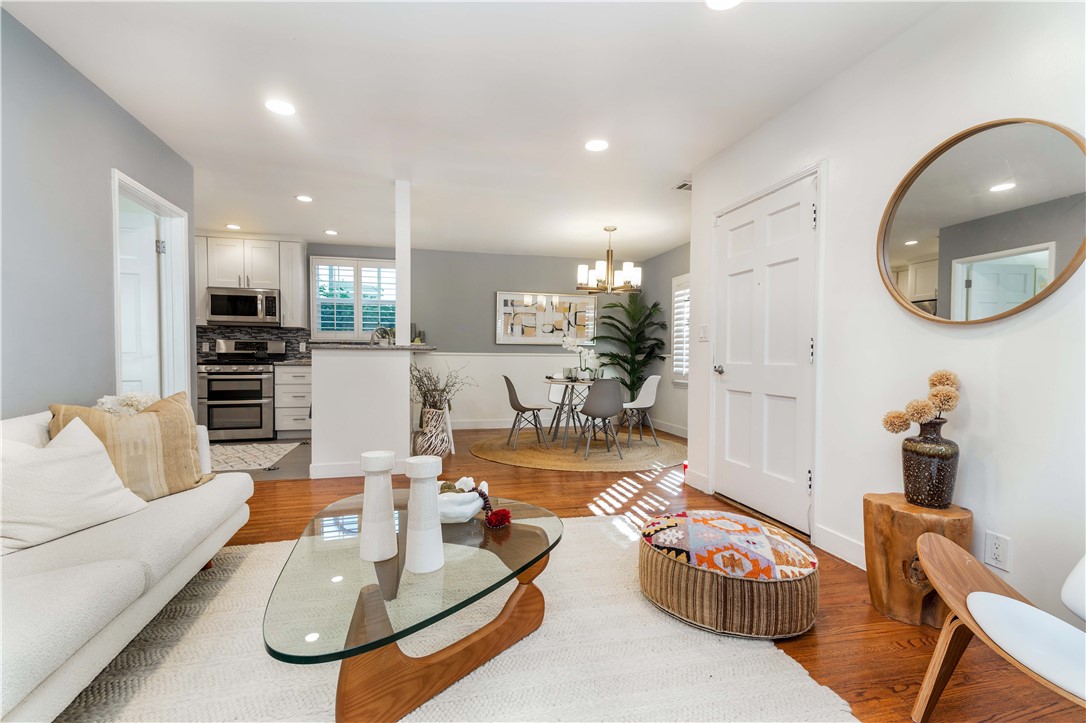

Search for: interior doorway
xmin=950 ymin=243 xmax=1055 ymax=321
xmin=710 ymin=170 xmax=820 ymax=534
xmin=112 ymin=170 xmax=190 ymax=399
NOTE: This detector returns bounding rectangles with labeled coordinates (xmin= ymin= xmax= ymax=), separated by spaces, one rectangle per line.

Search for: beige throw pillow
xmin=49 ymin=392 xmax=214 ymax=501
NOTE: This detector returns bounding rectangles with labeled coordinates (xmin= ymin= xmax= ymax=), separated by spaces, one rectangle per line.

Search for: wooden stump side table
xmin=862 ymin=492 xmax=973 ymax=628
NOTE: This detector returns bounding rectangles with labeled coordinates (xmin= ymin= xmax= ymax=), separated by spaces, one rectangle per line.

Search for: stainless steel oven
xmin=196 ymin=339 xmax=285 ymax=441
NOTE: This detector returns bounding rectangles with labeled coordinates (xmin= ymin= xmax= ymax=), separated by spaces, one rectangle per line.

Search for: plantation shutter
xmin=672 ymin=274 xmax=691 ymax=382
xmin=311 ymin=257 xmax=396 ymax=339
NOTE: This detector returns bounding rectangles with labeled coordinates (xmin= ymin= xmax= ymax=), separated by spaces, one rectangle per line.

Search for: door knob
xmin=713 ymin=365 xmax=725 ymax=375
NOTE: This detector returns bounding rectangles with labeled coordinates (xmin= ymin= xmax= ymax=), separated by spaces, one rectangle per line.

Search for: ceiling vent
xmin=673 ymin=180 xmax=693 ymax=191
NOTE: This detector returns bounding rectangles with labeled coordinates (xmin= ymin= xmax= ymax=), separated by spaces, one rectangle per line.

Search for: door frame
xmin=706 ymin=161 xmax=826 ymax=534
xmin=949 ymin=241 xmax=1056 ymax=321
xmin=111 ymin=169 xmax=190 ymax=398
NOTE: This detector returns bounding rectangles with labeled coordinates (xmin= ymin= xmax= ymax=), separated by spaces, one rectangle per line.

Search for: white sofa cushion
xmin=0 ymin=410 xmax=53 ymax=448
xmin=2 ymin=472 xmax=253 ymax=587
xmin=1 ymin=559 xmax=147 ymax=716
xmin=1 ymin=418 xmax=148 ymax=555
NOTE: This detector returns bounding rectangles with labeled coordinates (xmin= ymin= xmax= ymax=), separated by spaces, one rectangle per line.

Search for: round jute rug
xmin=469 ymin=433 xmax=687 ymax=472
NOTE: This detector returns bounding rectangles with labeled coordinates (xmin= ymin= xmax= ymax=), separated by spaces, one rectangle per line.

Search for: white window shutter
xmin=672 ymin=274 xmax=691 ymax=381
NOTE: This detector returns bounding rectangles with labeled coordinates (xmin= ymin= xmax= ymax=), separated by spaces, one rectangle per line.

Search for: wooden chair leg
xmin=911 ymin=614 xmax=975 ymax=723
xmin=645 ymin=412 xmax=659 ymax=446
xmin=507 ymin=412 xmax=519 ymax=446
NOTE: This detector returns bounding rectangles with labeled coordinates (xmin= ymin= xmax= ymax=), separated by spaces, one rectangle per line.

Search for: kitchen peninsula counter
xmin=308 ymin=343 xmax=436 ymax=477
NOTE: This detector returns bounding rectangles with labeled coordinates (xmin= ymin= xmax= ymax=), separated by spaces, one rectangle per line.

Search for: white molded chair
xmin=621 ymin=375 xmax=661 ymax=447
xmin=912 ymin=533 xmax=1086 ymax=722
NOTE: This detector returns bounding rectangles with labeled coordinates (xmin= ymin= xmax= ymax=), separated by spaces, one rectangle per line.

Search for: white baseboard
xmin=812 ymin=524 xmax=865 ymax=569
xmin=652 ymin=419 xmax=687 ymax=438
xmin=310 ymin=459 xmax=405 ymax=478
xmin=685 ymin=468 xmax=709 ymax=493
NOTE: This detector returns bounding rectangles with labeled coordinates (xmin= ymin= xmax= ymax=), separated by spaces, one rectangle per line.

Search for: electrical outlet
xmin=984 ymin=531 xmax=1011 ymax=572
xmin=299 ymin=342 xmax=307 ymax=353
xmin=201 ymin=342 xmax=209 ymax=353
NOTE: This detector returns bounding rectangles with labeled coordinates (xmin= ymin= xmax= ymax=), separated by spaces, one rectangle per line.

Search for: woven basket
xmin=638 ymin=541 xmax=819 ymax=639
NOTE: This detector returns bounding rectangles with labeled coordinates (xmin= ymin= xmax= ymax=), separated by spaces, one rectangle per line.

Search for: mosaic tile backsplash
xmin=197 ymin=326 xmax=311 ymax=362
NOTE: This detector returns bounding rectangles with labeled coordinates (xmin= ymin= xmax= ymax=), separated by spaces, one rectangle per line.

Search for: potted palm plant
xmin=594 ymin=293 xmax=668 ymax=401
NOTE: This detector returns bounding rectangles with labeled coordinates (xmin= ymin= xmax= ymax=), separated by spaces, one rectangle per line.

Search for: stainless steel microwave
xmin=206 ymin=287 xmax=280 ymax=326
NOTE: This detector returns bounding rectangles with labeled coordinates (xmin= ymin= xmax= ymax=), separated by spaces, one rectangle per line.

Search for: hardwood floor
xmin=227 ymin=429 xmax=1078 ymax=722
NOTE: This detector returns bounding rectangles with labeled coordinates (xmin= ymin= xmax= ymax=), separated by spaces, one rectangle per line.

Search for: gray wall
xmin=936 ymin=193 xmax=1085 ymax=318
xmin=1 ymin=11 xmax=195 ymax=416
xmin=639 ymin=242 xmax=691 ymax=368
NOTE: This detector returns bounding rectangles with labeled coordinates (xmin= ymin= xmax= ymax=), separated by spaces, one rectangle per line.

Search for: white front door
xmin=713 ymin=174 xmax=818 ymax=533
xmin=117 ymin=196 xmax=161 ymax=394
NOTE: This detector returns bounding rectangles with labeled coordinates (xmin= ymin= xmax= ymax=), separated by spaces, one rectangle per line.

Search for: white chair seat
xmin=967 ymin=591 xmax=1086 ymax=699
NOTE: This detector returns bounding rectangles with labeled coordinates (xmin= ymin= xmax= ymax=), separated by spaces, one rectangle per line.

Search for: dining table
xmin=544 ymin=377 xmax=594 ymax=448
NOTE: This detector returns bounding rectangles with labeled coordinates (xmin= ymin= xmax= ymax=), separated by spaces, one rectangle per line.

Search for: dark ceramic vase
xmin=902 ymin=417 xmax=959 ymax=509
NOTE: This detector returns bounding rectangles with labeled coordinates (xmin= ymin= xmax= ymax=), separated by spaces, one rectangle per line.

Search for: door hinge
xmin=964 ymin=279 xmax=972 ymax=289
xmin=807 ymin=469 xmax=813 ymax=493
xmin=809 ymin=337 xmax=815 ymax=364
xmin=811 ymin=203 xmax=817 ymax=230
xmin=155 ymin=239 xmax=166 ymax=254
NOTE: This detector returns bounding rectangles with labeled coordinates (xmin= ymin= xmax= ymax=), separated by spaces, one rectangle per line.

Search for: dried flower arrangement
xmin=409 ymin=363 xmax=476 ymax=411
xmin=883 ymin=369 xmax=961 ymax=434
xmin=94 ymin=392 xmax=161 ymax=416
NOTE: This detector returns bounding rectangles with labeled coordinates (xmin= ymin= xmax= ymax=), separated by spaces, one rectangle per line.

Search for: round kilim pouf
xmin=638 ymin=510 xmax=819 ymax=639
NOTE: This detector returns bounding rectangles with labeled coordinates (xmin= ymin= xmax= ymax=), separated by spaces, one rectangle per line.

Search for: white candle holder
xmin=404 ymin=455 xmax=444 ymax=573
xmin=358 ymin=451 xmax=397 ymax=562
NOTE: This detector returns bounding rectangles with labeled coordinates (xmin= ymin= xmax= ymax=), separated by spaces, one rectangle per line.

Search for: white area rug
xmin=209 ymin=442 xmax=299 ymax=471
xmin=56 ymin=517 xmax=856 ymax=722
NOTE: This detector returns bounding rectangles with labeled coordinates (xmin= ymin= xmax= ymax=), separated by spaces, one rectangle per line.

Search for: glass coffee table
xmin=263 ymin=490 xmax=562 ymax=722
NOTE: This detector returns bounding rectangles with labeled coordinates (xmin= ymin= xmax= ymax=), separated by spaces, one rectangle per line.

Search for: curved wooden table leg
xmin=336 ymin=555 xmax=550 ymax=723
xmin=911 ymin=613 xmax=975 ymax=723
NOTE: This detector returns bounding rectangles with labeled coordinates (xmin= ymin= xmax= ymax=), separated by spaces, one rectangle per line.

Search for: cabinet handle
xmin=292 ymin=395 xmax=306 ymax=398
xmin=237 ymin=274 xmax=241 ymax=286
xmin=291 ymin=375 xmax=306 ymax=378
xmin=292 ymin=418 xmax=307 ymax=422
xmin=246 ymin=275 xmax=250 ymax=287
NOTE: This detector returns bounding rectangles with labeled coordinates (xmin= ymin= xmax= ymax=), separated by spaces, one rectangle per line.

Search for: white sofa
xmin=1 ymin=424 xmax=253 ymax=722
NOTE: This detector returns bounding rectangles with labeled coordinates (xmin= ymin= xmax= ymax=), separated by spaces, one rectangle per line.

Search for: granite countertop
xmin=307 ymin=342 xmax=436 ymax=352
xmin=274 ymin=359 xmax=312 ymax=366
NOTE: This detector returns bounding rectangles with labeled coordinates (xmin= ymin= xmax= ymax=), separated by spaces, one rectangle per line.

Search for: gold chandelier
xmin=575 ymin=226 xmax=642 ymax=294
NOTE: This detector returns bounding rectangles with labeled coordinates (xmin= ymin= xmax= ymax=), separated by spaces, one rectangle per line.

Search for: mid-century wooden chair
xmin=912 ymin=532 xmax=1086 ymax=722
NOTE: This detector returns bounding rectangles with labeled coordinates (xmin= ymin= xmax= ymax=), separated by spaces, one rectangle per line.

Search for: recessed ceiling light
xmin=304 ymin=633 xmax=320 ymax=643
xmin=904 ymin=240 xmax=919 ymax=246
xmin=324 ymin=229 xmax=338 ymax=236
xmin=706 ymin=0 xmax=743 ymax=9
xmin=264 ymin=99 xmax=296 ymax=116
xmin=584 ymin=139 xmax=609 ymax=152
xmin=331 ymin=575 xmax=343 ymax=583
xmin=989 ymin=182 xmax=1016 ymax=192
xmin=226 ymin=224 xmax=241 ymax=230
xmin=296 ymin=195 xmax=313 ymax=203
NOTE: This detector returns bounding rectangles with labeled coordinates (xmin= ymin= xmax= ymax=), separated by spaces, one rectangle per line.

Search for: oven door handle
xmin=203 ymin=374 xmax=273 ymax=381
xmin=202 ymin=399 xmax=274 ymax=406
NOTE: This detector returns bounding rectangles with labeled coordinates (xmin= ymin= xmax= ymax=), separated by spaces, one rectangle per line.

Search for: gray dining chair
xmin=502 ymin=375 xmax=549 ymax=450
xmin=573 ymin=378 xmax=624 ymax=459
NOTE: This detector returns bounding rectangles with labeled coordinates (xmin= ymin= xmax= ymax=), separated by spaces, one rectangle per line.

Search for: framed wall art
xmin=495 ymin=292 xmax=596 ymax=345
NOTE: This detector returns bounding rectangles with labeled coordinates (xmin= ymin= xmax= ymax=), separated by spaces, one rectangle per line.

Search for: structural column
xmin=395 ymin=179 xmax=411 ymax=343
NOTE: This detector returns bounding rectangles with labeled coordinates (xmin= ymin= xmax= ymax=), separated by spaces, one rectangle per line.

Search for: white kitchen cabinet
xmin=246 ymin=239 xmax=280 ymax=288
xmin=275 ymin=366 xmax=312 ymax=437
xmin=279 ymin=241 xmax=308 ymax=328
xmin=206 ymin=237 xmax=281 ymax=289
xmin=906 ymin=259 xmax=939 ymax=300
xmin=207 ymin=237 xmax=245 ymax=288
xmin=195 ymin=236 xmax=208 ymax=325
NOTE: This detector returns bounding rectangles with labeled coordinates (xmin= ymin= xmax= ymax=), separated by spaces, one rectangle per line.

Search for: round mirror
xmin=878 ymin=119 xmax=1085 ymax=324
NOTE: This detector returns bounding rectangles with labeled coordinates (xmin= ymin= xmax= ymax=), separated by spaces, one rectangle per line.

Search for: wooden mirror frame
xmin=877 ymin=118 xmax=1086 ymax=325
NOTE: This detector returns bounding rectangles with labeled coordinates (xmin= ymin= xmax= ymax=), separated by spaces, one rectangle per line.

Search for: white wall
xmin=414 ymin=352 xmax=583 ymax=429
xmin=688 ymin=3 xmax=1085 ymax=624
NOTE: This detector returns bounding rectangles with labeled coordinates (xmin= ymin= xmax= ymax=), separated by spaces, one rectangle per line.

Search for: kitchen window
xmin=310 ymin=256 xmax=396 ymax=339
xmin=672 ymin=274 xmax=690 ymax=384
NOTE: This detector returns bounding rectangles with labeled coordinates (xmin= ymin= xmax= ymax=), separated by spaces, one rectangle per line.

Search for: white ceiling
xmin=8 ymin=1 xmax=938 ymax=260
